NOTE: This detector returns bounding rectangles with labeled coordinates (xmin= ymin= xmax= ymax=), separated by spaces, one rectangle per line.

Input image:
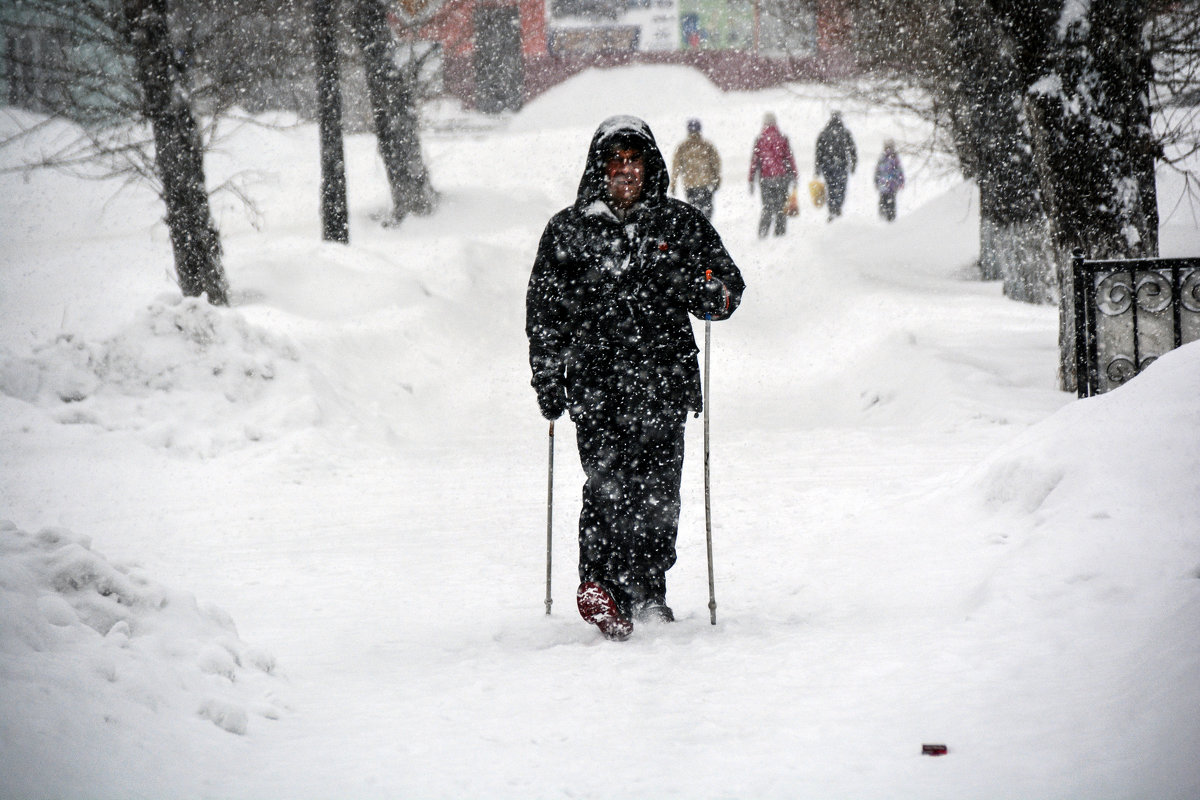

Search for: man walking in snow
xmin=670 ymin=118 xmax=722 ymax=220
xmin=526 ymin=116 xmax=745 ymax=641
xmin=815 ymin=111 xmax=857 ymax=221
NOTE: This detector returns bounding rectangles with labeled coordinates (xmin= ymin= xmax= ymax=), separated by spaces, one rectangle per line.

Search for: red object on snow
xmin=922 ymin=744 xmax=949 ymax=756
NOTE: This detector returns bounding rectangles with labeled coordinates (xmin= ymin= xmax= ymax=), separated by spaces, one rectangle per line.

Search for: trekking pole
xmin=545 ymin=420 xmax=555 ymax=615
xmin=703 ymin=272 xmax=717 ymax=625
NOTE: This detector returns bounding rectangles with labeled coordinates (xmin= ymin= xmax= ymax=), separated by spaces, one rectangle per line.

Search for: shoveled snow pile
xmin=0 ymin=521 xmax=285 ymax=740
xmin=969 ymin=341 xmax=1200 ymax=525
xmin=0 ymin=296 xmax=313 ymax=454
xmin=953 ymin=343 xmax=1200 ymax=770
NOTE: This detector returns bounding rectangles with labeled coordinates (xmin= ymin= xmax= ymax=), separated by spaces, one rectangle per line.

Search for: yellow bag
xmin=785 ymin=189 xmax=800 ymax=217
xmin=808 ymin=178 xmax=826 ymax=208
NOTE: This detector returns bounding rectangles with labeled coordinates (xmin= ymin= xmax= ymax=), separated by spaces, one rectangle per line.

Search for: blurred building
xmin=1 ymin=0 xmax=855 ymax=120
xmin=392 ymin=0 xmax=855 ymax=112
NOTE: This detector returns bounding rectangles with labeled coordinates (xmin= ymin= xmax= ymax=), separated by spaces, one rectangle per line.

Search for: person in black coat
xmin=526 ymin=115 xmax=745 ymax=640
xmin=815 ymin=111 xmax=858 ymax=221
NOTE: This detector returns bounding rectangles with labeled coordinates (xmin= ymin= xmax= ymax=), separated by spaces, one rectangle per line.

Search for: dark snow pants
xmin=826 ymin=170 xmax=848 ymax=217
xmin=758 ymin=176 xmax=791 ymax=237
xmin=573 ymin=405 xmax=687 ymax=615
xmin=878 ymin=191 xmax=896 ymax=222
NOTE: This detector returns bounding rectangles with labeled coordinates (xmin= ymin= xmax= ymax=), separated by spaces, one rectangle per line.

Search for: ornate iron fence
xmin=1073 ymin=250 xmax=1200 ymax=397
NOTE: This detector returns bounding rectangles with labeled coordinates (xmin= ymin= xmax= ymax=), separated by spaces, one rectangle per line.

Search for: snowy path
xmin=152 ymin=191 xmax=1075 ymax=798
xmin=4 ymin=70 xmax=1199 ymax=798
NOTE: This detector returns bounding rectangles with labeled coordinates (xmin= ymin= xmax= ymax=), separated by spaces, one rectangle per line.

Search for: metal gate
xmin=1073 ymin=249 xmax=1200 ymax=397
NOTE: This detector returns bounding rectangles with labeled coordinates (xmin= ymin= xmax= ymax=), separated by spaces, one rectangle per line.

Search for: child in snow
xmin=874 ymin=140 xmax=905 ymax=222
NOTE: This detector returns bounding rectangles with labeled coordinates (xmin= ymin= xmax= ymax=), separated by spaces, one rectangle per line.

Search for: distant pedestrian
xmin=874 ymin=140 xmax=905 ymax=222
xmin=748 ymin=112 xmax=798 ymax=238
xmin=670 ymin=118 xmax=722 ymax=220
xmin=815 ymin=111 xmax=857 ymax=221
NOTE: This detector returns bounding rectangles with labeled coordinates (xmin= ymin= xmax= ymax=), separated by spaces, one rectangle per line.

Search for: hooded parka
xmin=525 ymin=116 xmax=745 ymax=618
xmin=527 ymin=115 xmax=744 ymax=418
xmin=815 ymin=114 xmax=858 ymax=218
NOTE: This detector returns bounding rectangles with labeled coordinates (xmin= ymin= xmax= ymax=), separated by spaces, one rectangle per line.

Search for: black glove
xmin=536 ymin=381 xmax=566 ymax=420
xmin=697 ymin=277 xmax=731 ymax=319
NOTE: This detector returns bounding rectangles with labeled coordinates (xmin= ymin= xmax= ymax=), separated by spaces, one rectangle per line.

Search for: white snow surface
xmin=2 ymin=66 xmax=1199 ymax=799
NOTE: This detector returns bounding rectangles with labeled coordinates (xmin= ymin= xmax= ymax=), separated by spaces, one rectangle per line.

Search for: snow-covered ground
xmin=2 ymin=66 xmax=1199 ymax=799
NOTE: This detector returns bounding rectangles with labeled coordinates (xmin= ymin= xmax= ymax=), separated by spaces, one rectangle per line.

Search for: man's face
xmin=605 ymin=147 xmax=645 ymax=209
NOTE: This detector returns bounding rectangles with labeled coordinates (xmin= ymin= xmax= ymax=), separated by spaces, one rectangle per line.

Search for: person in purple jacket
xmin=874 ymin=140 xmax=906 ymax=222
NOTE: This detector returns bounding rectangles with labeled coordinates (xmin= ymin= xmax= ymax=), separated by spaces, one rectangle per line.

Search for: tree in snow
xmin=313 ymin=0 xmax=350 ymax=243
xmin=123 ymin=0 xmax=228 ymax=303
xmin=992 ymin=0 xmax=1158 ymax=391
xmin=850 ymin=0 xmax=1192 ymax=388
xmin=348 ymin=0 xmax=436 ymax=224
xmin=2 ymin=0 xmax=228 ymax=304
xmin=850 ymin=0 xmax=1055 ymax=304
xmin=948 ymin=0 xmax=1056 ymax=303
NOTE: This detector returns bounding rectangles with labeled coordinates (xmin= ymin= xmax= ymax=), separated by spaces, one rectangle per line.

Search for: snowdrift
xmin=0 ymin=521 xmax=285 ymax=795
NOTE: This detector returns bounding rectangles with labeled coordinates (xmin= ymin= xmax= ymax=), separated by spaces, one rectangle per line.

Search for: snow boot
xmin=576 ymin=581 xmax=633 ymax=641
xmin=633 ymin=600 xmax=674 ymax=624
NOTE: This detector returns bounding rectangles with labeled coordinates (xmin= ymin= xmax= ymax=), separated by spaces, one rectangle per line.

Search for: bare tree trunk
xmin=313 ymin=0 xmax=350 ymax=243
xmin=976 ymin=89 xmax=1055 ymax=304
xmin=124 ymin=0 xmax=228 ymax=305
xmin=349 ymin=0 xmax=435 ymax=224
xmin=950 ymin=0 xmax=1054 ymax=297
xmin=981 ymin=217 xmax=1057 ymax=302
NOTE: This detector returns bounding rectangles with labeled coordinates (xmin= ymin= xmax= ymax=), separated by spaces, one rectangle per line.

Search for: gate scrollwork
xmin=1076 ymin=254 xmax=1200 ymax=398
xmin=1134 ymin=271 xmax=1173 ymax=313
xmin=1103 ymin=355 xmax=1137 ymax=386
xmin=1182 ymin=269 xmax=1200 ymax=313
xmin=1096 ymin=271 xmax=1133 ymax=316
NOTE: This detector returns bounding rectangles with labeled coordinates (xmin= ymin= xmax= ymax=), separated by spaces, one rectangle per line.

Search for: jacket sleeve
xmin=526 ymin=218 xmax=569 ymax=393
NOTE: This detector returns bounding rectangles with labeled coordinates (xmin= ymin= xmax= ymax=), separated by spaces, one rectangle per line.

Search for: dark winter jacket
xmin=815 ymin=116 xmax=858 ymax=179
xmin=526 ymin=116 xmax=745 ymax=416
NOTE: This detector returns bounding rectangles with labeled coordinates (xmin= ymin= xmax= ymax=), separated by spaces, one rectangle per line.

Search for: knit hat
xmin=687 ymin=118 xmax=701 ymax=133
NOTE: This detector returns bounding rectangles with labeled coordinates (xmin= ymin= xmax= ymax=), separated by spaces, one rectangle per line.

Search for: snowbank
xmin=0 ymin=521 xmax=285 ymax=794
xmin=509 ymin=64 xmax=727 ymax=134
xmin=0 ymin=296 xmax=314 ymax=456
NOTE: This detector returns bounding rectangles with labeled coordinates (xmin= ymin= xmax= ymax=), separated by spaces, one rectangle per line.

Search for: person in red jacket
xmin=748 ymin=112 xmax=799 ymax=238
